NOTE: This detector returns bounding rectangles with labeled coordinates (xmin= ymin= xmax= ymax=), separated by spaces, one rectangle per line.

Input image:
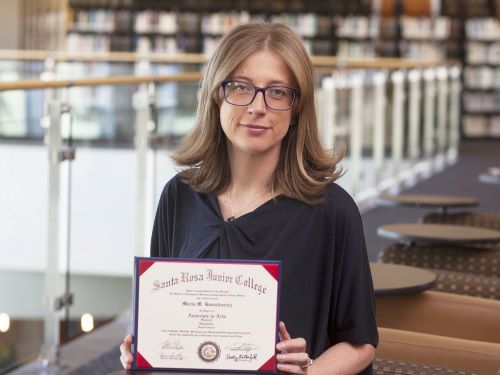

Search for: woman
xmin=121 ymin=22 xmax=378 ymax=374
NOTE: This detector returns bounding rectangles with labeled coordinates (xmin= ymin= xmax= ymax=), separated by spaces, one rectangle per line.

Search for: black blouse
xmin=151 ymin=174 xmax=379 ymax=373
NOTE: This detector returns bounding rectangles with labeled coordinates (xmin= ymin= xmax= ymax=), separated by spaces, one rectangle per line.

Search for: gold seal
xmin=198 ymin=341 xmax=220 ymax=363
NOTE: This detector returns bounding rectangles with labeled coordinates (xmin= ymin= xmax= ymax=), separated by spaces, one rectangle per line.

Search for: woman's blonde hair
xmin=172 ymin=22 xmax=343 ymax=205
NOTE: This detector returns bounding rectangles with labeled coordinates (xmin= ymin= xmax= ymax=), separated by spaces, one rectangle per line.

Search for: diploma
xmin=132 ymin=257 xmax=281 ymax=373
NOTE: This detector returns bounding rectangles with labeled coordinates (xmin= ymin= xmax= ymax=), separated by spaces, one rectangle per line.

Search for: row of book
xmin=465 ymin=18 xmax=500 ymax=41
xmin=68 ymin=10 xmax=464 ymax=43
xmin=70 ymin=0 xmax=133 ymax=6
xmin=463 ymin=93 xmax=500 ymax=113
xmin=464 ymin=67 xmax=500 ymax=89
xmin=400 ymin=16 xmax=451 ymax=40
xmin=70 ymin=10 xmax=334 ymax=37
xmin=399 ymin=41 xmax=446 ymax=59
xmin=71 ymin=9 xmax=118 ymax=32
xmin=336 ymin=41 xmax=376 ymax=57
xmin=335 ymin=16 xmax=379 ymax=38
xmin=463 ymin=116 xmax=500 ymax=137
xmin=467 ymin=42 xmax=500 ymax=65
xmin=66 ymin=33 xmax=133 ymax=52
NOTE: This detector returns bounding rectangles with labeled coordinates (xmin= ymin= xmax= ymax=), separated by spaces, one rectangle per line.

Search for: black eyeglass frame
xmin=220 ymin=80 xmax=300 ymax=111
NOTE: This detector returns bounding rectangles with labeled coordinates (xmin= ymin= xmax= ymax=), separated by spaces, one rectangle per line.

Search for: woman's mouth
xmin=240 ymin=123 xmax=269 ymax=135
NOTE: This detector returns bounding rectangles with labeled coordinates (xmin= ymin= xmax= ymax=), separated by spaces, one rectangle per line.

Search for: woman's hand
xmin=119 ymin=334 xmax=133 ymax=369
xmin=276 ymin=321 xmax=313 ymax=374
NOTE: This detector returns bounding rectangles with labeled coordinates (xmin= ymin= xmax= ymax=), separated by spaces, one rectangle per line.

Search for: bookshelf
xmin=20 ymin=0 xmax=67 ymax=50
xmin=18 ymin=0 xmax=500 ymax=139
xmin=61 ymin=0 xmax=340 ymax=55
xmin=460 ymin=0 xmax=500 ymax=138
xmin=21 ymin=0 xmax=465 ymax=59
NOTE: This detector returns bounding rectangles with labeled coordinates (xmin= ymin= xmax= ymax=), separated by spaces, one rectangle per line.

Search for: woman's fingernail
xmin=276 ymin=343 xmax=283 ymax=350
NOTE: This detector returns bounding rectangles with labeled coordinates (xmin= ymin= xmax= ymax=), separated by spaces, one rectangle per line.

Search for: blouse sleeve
xmin=150 ymin=179 xmax=175 ymax=258
xmin=329 ymin=189 xmax=379 ymax=347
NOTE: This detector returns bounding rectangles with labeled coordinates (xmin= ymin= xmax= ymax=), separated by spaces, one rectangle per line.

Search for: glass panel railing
xmin=0 ymin=138 xmax=47 ymax=371
xmin=0 ymin=75 xmax=201 ymax=372
xmin=0 ymin=70 xmax=200 ymax=146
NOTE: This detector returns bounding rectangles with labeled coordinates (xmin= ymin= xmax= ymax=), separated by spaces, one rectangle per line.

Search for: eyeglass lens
xmin=223 ymin=81 xmax=295 ymax=110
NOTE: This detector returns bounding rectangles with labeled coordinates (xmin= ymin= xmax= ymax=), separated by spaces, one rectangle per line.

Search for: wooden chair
xmin=377 ymin=327 xmax=500 ymax=374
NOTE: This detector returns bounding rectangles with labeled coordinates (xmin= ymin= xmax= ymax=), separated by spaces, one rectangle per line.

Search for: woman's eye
xmin=233 ymin=83 xmax=250 ymax=93
xmin=269 ymin=88 xmax=287 ymax=98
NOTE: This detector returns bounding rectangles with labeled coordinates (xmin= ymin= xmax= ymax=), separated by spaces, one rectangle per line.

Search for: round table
xmin=375 ymin=194 xmax=478 ymax=214
xmin=377 ymin=223 xmax=500 ymax=244
xmin=370 ymin=262 xmax=436 ymax=296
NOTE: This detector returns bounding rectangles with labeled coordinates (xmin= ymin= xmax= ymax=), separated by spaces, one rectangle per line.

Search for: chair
xmin=434 ymin=268 xmax=500 ymax=300
xmin=376 ymin=291 xmax=500 ymax=343
xmin=421 ymin=211 xmax=500 ymax=231
xmin=379 ymin=243 xmax=500 ymax=299
xmin=373 ymin=357 xmax=480 ymax=374
xmin=379 ymin=242 xmax=500 ymax=278
xmin=377 ymin=327 xmax=500 ymax=374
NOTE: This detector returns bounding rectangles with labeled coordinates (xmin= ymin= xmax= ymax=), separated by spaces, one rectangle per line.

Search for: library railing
xmin=316 ymin=62 xmax=462 ymax=205
xmin=0 ymin=52 xmax=460 ymax=372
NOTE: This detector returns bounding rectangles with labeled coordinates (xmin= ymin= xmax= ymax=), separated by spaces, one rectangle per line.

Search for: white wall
xmin=0 ymin=144 xmax=177 ymax=276
xmin=0 ymin=143 xmax=177 ymax=318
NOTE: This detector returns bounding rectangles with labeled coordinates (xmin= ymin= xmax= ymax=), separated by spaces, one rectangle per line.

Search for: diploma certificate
xmin=133 ymin=257 xmax=281 ymax=373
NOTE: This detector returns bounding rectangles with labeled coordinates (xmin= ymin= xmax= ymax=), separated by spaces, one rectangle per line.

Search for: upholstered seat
xmin=379 ymin=242 xmax=500 ymax=278
xmin=422 ymin=211 xmax=500 ymax=231
xmin=433 ymin=268 xmax=500 ymax=300
xmin=373 ymin=357 xmax=480 ymax=375
xmin=379 ymin=242 xmax=500 ymax=299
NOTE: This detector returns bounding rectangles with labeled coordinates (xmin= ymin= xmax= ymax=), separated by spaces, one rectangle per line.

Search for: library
xmin=0 ymin=0 xmax=499 ymax=374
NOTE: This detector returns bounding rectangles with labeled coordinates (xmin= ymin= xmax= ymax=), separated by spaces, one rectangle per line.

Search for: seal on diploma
xmin=197 ymin=341 xmax=221 ymax=363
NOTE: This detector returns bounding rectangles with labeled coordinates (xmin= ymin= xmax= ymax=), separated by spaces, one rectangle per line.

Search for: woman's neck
xmin=227 ymin=148 xmax=279 ymax=195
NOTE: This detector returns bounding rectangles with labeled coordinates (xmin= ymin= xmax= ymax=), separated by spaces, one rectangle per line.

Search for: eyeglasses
xmin=221 ymin=80 xmax=300 ymax=111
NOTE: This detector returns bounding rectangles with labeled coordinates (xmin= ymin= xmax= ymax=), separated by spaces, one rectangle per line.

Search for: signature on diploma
xmin=160 ymin=351 xmax=184 ymax=360
xmin=161 ymin=339 xmax=184 ymax=350
xmin=226 ymin=343 xmax=259 ymax=352
xmin=226 ymin=353 xmax=258 ymax=362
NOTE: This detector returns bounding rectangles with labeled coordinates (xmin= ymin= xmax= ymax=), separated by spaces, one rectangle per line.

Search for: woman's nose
xmin=247 ymin=91 xmax=267 ymax=114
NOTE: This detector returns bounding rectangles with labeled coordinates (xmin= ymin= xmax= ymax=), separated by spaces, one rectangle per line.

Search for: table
xmin=377 ymin=223 xmax=500 ymax=244
xmin=375 ymin=194 xmax=478 ymax=214
xmin=370 ymin=262 xmax=436 ymax=296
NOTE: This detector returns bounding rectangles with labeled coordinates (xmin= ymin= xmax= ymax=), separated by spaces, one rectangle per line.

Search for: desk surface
xmin=378 ymin=223 xmax=500 ymax=244
xmin=370 ymin=262 xmax=436 ymax=296
xmin=376 ymin=194 xmax=478 ymax=208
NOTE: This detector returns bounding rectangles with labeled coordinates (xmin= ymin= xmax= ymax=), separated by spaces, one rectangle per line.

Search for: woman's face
xmin=219 ymin=50 xmax=295 ymax=159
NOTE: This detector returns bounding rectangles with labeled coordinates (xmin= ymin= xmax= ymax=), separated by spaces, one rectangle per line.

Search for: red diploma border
xmin=133 ymin=257 xmax=281 ymax=373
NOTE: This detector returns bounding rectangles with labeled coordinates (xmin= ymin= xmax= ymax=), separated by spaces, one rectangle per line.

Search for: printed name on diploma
xmin=151 ymin=268 xmax=268 ymax=295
